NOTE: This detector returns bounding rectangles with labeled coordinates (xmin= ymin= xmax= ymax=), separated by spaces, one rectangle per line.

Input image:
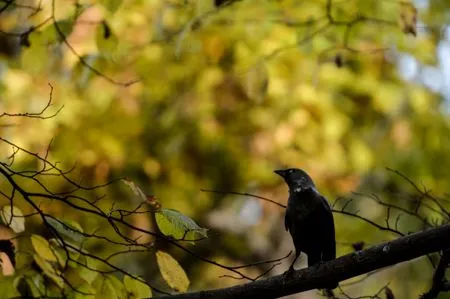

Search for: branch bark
xmin=421 ymin=248 xmax=450 ymax=299
xmin=160 ymin=224 xmax=450 ymax=299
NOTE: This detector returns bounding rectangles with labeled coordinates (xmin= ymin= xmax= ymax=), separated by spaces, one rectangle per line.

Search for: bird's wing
xmin=318 ymin=195 xmax=336 ymax=261
xmin=284 ymin=210 xmax=290 ymax=231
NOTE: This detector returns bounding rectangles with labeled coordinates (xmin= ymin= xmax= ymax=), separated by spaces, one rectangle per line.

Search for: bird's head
xmin=274 ymin=168 xmax=315 ymax=191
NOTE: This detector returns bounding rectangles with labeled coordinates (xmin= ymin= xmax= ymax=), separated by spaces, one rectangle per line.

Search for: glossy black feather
xmin=285 ymin=189 xmax=336 ymax=266
xmin=275 ymin=168 xmax=338 ymax=290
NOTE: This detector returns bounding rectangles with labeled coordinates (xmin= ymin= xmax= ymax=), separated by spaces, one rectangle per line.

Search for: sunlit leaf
xmin=48 ymin=239 xmax=74 ymax=268
xmin=0 ymin=205 xmax=25 ymax=233
xmin=65 ymin=267 xmax=96 ymax=299
xmin=101 ymin=0 xmax=123 ymax=13
xmin=31 ymin=235 xmax=57 ymax=262
xmin=93 ymin=275 xmax=119 ymax=299
xmin=79 ymin=265 xmax=99 ymax=285
xmin=49 ymin=238 xmax=81 ymax=262
xmin=156 ymin=250 xmax=189 ymax=292
xmin=123 ymin=275 xmax=152 ymax=298
xmin=33 ymin=254 xmax=64 ymax=288
xmin=96 ymin=21 xmax=120 ymax=59
xmin=155 ymin=208 xmax=208 ymax=241
xmin=0 ymin=276 xmax=20 ymax=297
xmin=106 ymin=275 xmax=127 ymax=298
xmin=20 ymin=36 xmax=49 ymax=75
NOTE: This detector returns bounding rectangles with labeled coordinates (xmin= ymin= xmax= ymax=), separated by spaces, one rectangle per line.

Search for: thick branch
xmin=160 ymin=224 xmax=450 ymax=299
xmin=421 ymin=249 xmax=450 ymax=299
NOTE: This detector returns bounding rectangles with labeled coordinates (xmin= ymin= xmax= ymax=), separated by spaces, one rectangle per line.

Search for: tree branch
xmin=421 ymin=248 xmax=450 ymax=299
xmin=159 ymin=224 xmax=450 ymax=299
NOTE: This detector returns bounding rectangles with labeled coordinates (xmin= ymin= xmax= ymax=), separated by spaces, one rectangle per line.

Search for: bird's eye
xmin=288 ymin=169 xmax=293 ymax=173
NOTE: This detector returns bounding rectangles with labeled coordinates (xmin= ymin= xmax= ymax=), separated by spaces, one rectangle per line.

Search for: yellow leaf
xmin=33 ymin=254 xmax=64 ymax=288
xmin=156 ymin=250 xmax=189 ymax=292
xmin=155 ymin=208 xmax=207 ymax=242
xmin=31 ymin=235 xmax=57 ymax=262
xmin=123 ymin=275 xmax=152 ymax=298
xmin=202 ymin=34 xmax=225 ymax=64
xmin=0 ymin=205 xmax=25 ymax=233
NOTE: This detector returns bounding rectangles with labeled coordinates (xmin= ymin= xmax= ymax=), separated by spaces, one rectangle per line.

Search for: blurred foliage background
xmin=1 ymin=0 xmax=450 ymax=298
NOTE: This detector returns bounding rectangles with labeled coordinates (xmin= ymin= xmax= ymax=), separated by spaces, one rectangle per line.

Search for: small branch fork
xmin=0 ymin=84 xmax=63 ymax=120
xmin=421 ymin=249 xmax=450 ymax=299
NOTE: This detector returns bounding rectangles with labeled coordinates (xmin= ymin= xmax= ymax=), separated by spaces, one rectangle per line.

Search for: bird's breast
xmin=287 ymin=190 xmax=322 ymax=219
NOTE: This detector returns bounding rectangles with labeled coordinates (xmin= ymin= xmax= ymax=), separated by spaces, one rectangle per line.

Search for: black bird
xmin=275 ymin=168 xmax=338 ymax=290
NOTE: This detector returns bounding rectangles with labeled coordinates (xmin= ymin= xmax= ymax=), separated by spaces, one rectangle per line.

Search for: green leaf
xmin=49 ymin=238 xmax=81 ymax=263
xmin=93 ymin=275 xmax=119 ymax=299
xmin=33 ymin=254 xmax=64 ymax=288
xmin=39 ymin=20 xmax=75 ymax=44
xmin=156 ymin=250 xmax=189 ymax=292
xmin=0 ymin=275 xmax=20 ymax=298
xmin=17 ymin=274 xmax=45 ymax=297
xmin=51 ymin=244 xmax=68 ymax=268
xmin=0 ymin=205 xmax=25 ymax=233
xmin=78 ymin=265 xmax=99 ymax=284
xmin=44 ymin=216 xmax=84 ymax=244
xmin=155 ymin=208 xmax=208 ymax=241
xmin=101 ymin=0 xmax=123 ymax=14
xmin=31 ymin=235 xmax=57 ymax=262
xmin=72 ymin=55 xmax=108 ymax=89
xmin=106 ymin=275 xmax=127 ymax=298
xmin=65 ymin=267 xmax=96 ymax=299
xmin=96 ymin=21 xmax=120 ymax=59
xmin=20 ymin=35 xmax=49 ymax=75
xmin=123 ymin=275 xmax=152 ymax=299
xmin=54 ymin=20 xmax=75 ymax=40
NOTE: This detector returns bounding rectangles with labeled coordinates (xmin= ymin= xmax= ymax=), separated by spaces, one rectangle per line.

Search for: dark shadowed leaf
xmin=44 ymin=216 xmax=84 ymax=244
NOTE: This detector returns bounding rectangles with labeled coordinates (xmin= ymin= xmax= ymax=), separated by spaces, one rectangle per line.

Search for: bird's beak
xmin=274 ymin=169 xmax=286 ymax=177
